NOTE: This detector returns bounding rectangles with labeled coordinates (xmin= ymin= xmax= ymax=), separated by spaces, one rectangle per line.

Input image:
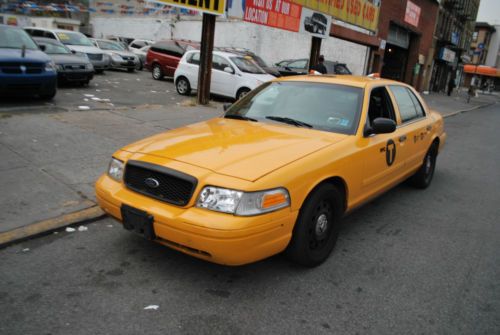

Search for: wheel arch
xmin=298 ymin=176 xmax=348 ymax=215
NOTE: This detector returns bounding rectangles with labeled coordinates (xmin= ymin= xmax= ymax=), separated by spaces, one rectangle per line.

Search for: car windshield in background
xmin=225 ymin=82 xmax=363 ymax=134
xmin=41 ymin=42 xmax=71 ymax=54
xmin=0 ymin=26 xmax=38 ymax=50
xmin=56 ymin=32 xmax=94 ymax=46
xmin=98 ymin=40 xmax=125 ymax=51
xmin=251 ymin=55 xmax=268 ymax=68
xmin=230 ymin=56 xmax=266 ymax=74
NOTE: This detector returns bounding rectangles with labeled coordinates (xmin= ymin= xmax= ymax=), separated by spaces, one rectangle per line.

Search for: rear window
xmin=390 ymin=86 xmax=426 ymax=122
xmin=150 ymin=41 xmax=186 ymax=58
xmin=226 ymin=82 xmax=363 ymax=135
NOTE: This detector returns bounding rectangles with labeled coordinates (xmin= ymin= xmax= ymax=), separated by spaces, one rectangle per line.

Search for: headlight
xmin=108 ymin=158 xmax=124 ymax=181
xmin=56 ymin=64 xmax=64 ymax=71
xmin=45 ymin=61 xmax=56 ymax=72
xmin=111 ymin=53 xmax=122 ymax=61
xmin=196 ymin=186 xmax=290 ymax=216
xmin=85 ymin=63 xmax=94 ymax=70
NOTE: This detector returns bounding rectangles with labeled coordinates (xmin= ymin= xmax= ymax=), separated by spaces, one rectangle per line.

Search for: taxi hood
xmin=122 ymin=118 xmax=347 ymax=181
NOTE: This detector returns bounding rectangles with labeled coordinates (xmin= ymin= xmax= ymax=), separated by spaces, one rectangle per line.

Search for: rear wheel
xmin=410 ymin=142 xmax=438 ymax=189
xmin=286 ymin=184 xmax=343 ymax=267
xmin=176 ymin=77 xmax=191 ymax=95
xmin=152 ymin=64 xmax=163 ymax=80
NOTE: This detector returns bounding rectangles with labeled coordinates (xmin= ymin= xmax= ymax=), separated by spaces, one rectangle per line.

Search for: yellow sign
xmin=152 ymin=0 xmax=226 ymax=15
xmin=290 ymin=0 xmax=380 ymax=32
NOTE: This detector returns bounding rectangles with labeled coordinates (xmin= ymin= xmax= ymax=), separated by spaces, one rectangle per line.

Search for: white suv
xmin=174 ymin=50 xmax=275 ymax=100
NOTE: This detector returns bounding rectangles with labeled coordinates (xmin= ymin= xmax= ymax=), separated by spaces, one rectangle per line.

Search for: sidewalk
xmin=423 ymin=90 xmax=498 ymax=117
xmin=0 ymin=101 xmax=222 ymax=241
xmin=0 ymin=91 xmax=497 ymax=245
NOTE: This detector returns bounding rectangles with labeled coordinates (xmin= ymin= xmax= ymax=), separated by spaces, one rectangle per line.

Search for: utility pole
xmin=197 ymin=13 xmax=216 ymax=105
xmin=308 ymin=37 xmax=322 ymax=72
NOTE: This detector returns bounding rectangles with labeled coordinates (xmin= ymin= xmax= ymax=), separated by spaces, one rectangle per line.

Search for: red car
xmin=145 ymin=40 xmax=199 ymax=80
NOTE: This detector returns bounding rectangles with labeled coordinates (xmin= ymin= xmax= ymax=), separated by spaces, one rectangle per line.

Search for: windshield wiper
xmin=224 ymin=114 xmax=258 ymax=122
xmin=265 ymin=116 xmax=313 ymax=128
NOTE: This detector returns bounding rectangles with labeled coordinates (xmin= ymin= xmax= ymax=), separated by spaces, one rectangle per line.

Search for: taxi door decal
xmin=386 ymin=139 xmax=396 ymax=166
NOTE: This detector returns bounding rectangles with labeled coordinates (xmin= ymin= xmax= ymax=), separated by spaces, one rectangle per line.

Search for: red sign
xmin=244 ymin=0 xmax=302 ymax=32
xmin=404 ymin=0 xmax=420 ymax=27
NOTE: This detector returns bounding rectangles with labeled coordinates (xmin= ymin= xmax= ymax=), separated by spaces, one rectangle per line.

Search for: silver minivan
xmin=25 ymin=28 xmax=109 ymax=73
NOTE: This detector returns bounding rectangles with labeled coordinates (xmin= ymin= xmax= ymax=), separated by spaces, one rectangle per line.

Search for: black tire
xmin=176 ymin=76 xmax=191 ymax=95
xmin=152 ymin=64 xmax=163 ymax=80
xmin=286 ymin=183 xmax=343 ymax=267
xmin=136 ymin=60 xmax=143 ymax=71
xmin=40 ymin=91 xmax=56 ymax=100
xmin=236 ymin=87 xmax=250 ymax=101
xmin=410 ymin=142 xmax=438 ymax=189
xmin=95 ymin=69 xmax=104 ymax=74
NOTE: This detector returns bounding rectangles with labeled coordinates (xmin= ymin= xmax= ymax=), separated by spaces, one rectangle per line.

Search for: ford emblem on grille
xmin=144 ymin=177 xmax=160 ymax=188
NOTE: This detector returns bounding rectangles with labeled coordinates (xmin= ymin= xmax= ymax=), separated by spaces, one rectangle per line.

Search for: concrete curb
xmin=442 ymin=102 xmax=496 ymax=119
xmin=0 ymin=205 xmax=105 ymax=248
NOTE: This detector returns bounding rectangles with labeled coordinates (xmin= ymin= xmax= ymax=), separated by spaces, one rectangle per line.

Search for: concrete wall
xmin=91 ymin=17 xmax=368 ymax=75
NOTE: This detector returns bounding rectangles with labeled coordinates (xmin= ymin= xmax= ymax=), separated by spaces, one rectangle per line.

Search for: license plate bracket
xmin=121 ymin=204 xmax=156 ymax=240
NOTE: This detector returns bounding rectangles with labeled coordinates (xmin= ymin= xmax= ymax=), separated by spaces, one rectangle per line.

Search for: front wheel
xmin=410 ymin=143 xmax=438 ymax=189
xmin=286 ymin=184 xmax=343 ymax=267
xmin=236 ymin=87 xmax=250 ymax=101
xmin=176 ymin=77 xmax=191 ymax=95
xmin=135 ymin=60 xmax=143 ymax=71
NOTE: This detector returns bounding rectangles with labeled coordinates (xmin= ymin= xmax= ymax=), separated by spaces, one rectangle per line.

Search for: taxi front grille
xmin=124 ymin=160 xmax=197 ymax=206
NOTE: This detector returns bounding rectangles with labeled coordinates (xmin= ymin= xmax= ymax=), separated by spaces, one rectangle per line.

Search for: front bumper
xmin=58 ymin=70 xmax=94 ymax=83
xmin=109 ymin=59 xmax=138 ymax=70
xmin=90 ymin=58 xmax=109 ymax=70
xmin=0 ymin=73 xmax=57 ymax=96
xmin=96 ymin=174 xmax=296 ymax=265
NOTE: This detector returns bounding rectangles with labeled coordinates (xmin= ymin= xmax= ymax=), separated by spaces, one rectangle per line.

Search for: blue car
xmin=0 ymin=24 xmax=57 ymax=99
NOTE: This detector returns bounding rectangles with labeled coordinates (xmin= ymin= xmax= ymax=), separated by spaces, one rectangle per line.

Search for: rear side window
xmin=44 ymin=31 xmax=57 ymax=39
xmin=28 ymin=29 xmax=45 ymax=37
xmin=187 ymin=52 xmax=200 ymax=65
xmin=390 ymin=86 xmax=425 ymax=123
xmin=150 ymin=41 xmax=185 ymax=57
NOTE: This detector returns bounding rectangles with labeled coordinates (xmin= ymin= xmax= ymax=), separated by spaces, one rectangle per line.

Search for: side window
xmin=150 ymin=42 xmax=166 ymax=54
xmin=212 ymin=55 xmax=232 ymax=71
xmin=187 ymin=52 xmax=200 ymax=65
xmin=390 ymin=86 xmax=424 ymax=122
xmin=287 ymin=60 xmax=307 ymax=69
xmin=162 ymin=42 xmax=185 ymax=58
xmin=367 ymin=86 xmax=396 ymax=126
xmin=30 ymin=29 xmax=45 ymax=37
xmin=408 ymin=89 xmax=425 ymax=117
xmin=44 ymin=31 xmax=57 ymax=39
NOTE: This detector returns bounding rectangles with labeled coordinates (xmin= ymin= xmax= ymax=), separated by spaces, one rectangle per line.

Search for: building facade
xmin=471 ymin=22 xmax=496 ymax=65
xmin=370 ymin=0 xmax=439 ymax=92
xmin=428 ymin=0 xmax=480 ymax=92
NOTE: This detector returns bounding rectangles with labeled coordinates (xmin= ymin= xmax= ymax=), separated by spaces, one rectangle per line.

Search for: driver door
xmin=354 ymin=86 xmax=410 ymax=202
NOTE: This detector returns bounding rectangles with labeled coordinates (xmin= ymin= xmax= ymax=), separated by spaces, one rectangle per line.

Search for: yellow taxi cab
xmin=95 ymin=75 xmax=446 ymax=267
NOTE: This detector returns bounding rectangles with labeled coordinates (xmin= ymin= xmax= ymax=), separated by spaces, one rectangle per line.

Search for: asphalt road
xmin=0 ymin=69 xmax=228 ymax=114
xmin=1 ymin=102 xmax=499 ymax=334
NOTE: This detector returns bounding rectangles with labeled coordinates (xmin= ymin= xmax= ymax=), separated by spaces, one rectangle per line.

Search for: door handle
xmin=399 ymin=135 xmax=407 ymax=142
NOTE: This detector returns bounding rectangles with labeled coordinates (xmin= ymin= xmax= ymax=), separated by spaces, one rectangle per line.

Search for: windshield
xmin=40 ymin=41 xmax=71 ymax=54
xmin=0 ymin=26 xmax=38 ymax=50
xmin=56 ymin=32 xmax=94 ymax=46
xmin=250 ymin=55 xmax=268 ymax=68
xmin=230 ymin=56 xmax=266 ymax=74
xmin=97 ymin=40 xmax=125 ymax=51
xmin=225 ymin=82 xmax=363 ymax=134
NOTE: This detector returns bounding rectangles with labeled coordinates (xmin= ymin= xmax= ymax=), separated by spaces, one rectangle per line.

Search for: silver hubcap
xmin=153 ymin=67 xmax=160 ymax=78
xmin=315 ymin=214 xmax=328 ymax=237
xmin=178 ymin=80 xmax=187 ymax=94
xmin=239 ymin=91 xmax=248 ymax=99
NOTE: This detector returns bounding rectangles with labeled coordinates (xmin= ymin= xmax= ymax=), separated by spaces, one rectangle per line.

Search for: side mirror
xmin=223 ymin=66 xmax=234 ymax=74
xmin=223 ymin=103 xmax=232 ymax=111
xmin=39 ymin=45 xmax=46 ymax=51
xmin=71 ymin=50 xmax=77 ymax=54
xmin=366 ymin=117 xmax=396 ymax=136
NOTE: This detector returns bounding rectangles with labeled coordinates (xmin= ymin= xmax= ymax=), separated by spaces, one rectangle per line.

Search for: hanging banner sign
xmin=148 ymin=0 xmax=225 ymax=15
xmin=289 ymin=0 xmax=380 ymax=32
xmin=229 ymin=0 xmax=331 ymax=38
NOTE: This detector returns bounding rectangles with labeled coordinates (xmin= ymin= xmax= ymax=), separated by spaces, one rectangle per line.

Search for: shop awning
xmin=463 ymin=65 xmax=500 ymax=77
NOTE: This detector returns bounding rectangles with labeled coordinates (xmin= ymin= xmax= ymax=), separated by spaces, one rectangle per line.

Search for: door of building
xmin=381 ymin=44 xmax=409 ymax=81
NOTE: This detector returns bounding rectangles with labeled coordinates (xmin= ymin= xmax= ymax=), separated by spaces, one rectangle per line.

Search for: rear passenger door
xmin=211 ymin=55 xmax=237 ymax=97
xmin=388 ymin=85 xmax=432 ymax=172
